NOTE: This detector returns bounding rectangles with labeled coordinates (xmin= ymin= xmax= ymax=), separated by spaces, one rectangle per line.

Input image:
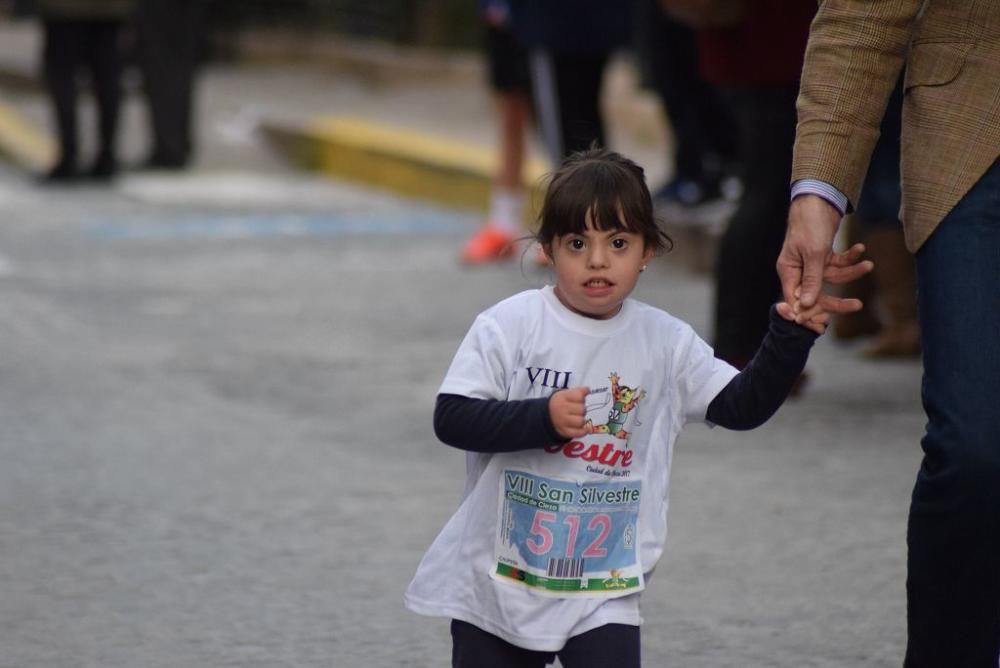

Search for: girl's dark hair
xmin=535 ymin=148 xmax=673 ymax=254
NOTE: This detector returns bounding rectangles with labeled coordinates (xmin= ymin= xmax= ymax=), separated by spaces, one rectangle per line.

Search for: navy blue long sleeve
xmin=705 ymin=306 xmax=818 ymax=430
xmin=434 ymin=395 xmax=566 ymax=453
xmin=434 ymin=306 xmax=817 ymax=452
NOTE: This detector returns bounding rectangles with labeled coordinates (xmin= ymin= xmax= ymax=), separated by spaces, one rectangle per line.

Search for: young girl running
xmin=405 ymin=148 xmax=870 ymax=667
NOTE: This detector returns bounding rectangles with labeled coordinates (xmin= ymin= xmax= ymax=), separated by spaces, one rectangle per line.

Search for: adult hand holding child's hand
xmin=549 ymin=387 xmax=590 ymax=440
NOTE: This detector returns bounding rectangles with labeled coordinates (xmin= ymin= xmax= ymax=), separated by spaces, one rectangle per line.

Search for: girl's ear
xmin=541 ymin=244 xmax=553 ymax=264
xmin=641 ymin=245 xmax=655 ymax=266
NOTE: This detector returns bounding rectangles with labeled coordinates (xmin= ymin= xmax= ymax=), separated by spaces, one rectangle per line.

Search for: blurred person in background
xmin=460 ymin=0 xmax=534 ymax=265
xmin=135 ymin=0 xmax=205 ymax=170
xmin=508 ymin=0 xmax=633 ymax=165
xmin=37 ymin=0 xmax=132 ymax=182
xmin=670 ymin=0 xmax=816 ymax=372
xmin=463 ymin=0 xmax=633 ymax=266
xmin=635 ymin=0 xmax=738 ymax=207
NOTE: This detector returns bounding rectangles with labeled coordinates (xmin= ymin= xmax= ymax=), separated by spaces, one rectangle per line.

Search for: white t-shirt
xmin=405 ymin=286 xmax=738 ymax=651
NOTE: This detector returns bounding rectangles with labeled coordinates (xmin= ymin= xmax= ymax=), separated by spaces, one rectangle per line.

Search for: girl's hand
xmin=777 ymin=301 xmax=831 ymax=335
xmin=549 ymin=386 xmax=590 ymax=439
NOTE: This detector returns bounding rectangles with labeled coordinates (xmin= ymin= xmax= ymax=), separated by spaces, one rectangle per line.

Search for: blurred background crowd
xmin=0 ymin=0 xmax=919 ymax=364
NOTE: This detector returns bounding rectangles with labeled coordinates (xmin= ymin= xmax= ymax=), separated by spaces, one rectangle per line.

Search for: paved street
xmin=0 ymin=20 xmax=925 ymax=667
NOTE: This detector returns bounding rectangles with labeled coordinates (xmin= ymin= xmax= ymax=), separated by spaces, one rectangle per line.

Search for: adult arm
xmin=791 ymin=179 xmax=848 ymax=217
xmin=706 ymin=306 xmax=817 ymax=430
xmin=782 ymin=0 xmax=922 ymax=307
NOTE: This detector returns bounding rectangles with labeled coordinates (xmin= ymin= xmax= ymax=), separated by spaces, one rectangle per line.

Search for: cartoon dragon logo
xmin=584 ymin=372 xmax=645 ymax=442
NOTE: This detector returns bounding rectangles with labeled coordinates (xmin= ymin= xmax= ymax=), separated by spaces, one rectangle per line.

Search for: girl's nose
xmin=587 ymin=246 xmax=609 ymax=268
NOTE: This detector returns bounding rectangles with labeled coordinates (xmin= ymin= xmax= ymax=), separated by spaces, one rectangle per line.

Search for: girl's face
xmin=546 ymin=218 xmax=654 ymax=320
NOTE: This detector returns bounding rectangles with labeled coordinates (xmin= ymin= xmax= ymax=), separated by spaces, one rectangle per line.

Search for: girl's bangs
xmin=546 ymin=167 xmax=643 ymax=236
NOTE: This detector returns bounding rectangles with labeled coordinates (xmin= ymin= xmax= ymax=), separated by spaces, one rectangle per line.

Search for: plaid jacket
xmin=792 ymin=0 xmax=1000 ymax=252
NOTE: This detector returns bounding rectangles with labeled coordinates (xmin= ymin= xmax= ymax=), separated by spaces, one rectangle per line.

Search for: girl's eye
xmin=569 ymin=238 xmax=585 ymax=250
xmin=611 ymin=238 xmax=628 ymax=249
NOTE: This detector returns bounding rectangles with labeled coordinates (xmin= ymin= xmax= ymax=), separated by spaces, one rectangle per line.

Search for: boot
xmin=863 ymin=226 xmax=921 ymax=358
xmin=833 ymin=216 xmax=881 ymax=340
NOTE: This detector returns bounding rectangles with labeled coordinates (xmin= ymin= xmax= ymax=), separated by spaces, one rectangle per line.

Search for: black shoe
xmin=138 ymin=152 xmax=189 ymax=171
xmin=38 ymin=161 xmax=79 ymax=184
xmin=85 ymin=155 xmax=119 ymax=181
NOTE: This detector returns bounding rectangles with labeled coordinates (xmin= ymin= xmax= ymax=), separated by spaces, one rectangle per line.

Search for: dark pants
xmin=451 ymin=619 xmax=640 ymax=668
xmin=641 ymin=5 xmax=736 ymax=182
xmin=42 ymin=18 xmax=125 ymax=169
xmin=136 ymin=0 xmax=204 ymax=166
xmin=904 ymin=157 xmax=1000 ymax=667
xmin=712 ymin=85 xmax=799 ymax=366
xmin=529 ymin=50 xmax=608 ymax=163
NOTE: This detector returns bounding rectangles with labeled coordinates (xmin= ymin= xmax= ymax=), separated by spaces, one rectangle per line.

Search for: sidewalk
xmin=0 ymin=20 xmax=661 ymax=181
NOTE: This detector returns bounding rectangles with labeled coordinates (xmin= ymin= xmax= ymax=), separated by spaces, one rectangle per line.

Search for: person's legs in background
xmin=528 ymin=48 xmax=609 ymax=165
xmin=712 ymin=85 xmax=797 ymax=368
xmin=640 ymin=2 xmax=737 ymax=206
xmin=466 ymin=24 xmax=610 ymax=265
xmin=904 ymin=158 xmax=1000 ymax=667
xmin=526 ymin=48 xmax=609 ymax=268
xmin=137 ymin=0 xmax=204 ymax=170
xmin=461 ymin=12 xmax=533 ymax=264
xmin=83 ymin=18 xmax=125 ymax=179
xmin=41 ymin=19 xmax=82 ymax=181
xmin=549 ymin=51 xmax=607 ymax=156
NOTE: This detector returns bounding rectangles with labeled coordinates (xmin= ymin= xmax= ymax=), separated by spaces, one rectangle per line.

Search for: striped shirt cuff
xmin=790 ymin=179 xmax=849 ymax=217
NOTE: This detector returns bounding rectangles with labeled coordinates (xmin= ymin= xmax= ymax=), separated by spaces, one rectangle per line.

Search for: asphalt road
xmin=0 ymin=32 xmax=927 ymax=664
xmin=0 ymin=158 xmax=925 ymax=667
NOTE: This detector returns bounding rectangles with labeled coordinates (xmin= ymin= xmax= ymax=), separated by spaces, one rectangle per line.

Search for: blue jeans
xmin=905 ymin=158 xmax=1000 ymax=667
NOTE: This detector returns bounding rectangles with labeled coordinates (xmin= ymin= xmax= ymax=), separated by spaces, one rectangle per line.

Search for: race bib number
xmin=493 ymin=470 xmax=643 ymax=597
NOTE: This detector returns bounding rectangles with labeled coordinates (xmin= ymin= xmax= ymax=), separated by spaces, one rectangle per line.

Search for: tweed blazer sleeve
xmin=791 ymin=0 xmax=922 ymax=207
xmin=794 ymin=0 xmax=1000 ymax=251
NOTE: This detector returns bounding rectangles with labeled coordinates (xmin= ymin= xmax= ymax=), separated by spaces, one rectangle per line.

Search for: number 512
xmin=525 ymin=510 xmax=610 ymax=558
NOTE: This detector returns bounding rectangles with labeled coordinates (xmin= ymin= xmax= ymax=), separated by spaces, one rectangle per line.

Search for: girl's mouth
xmin=583 ymin=278 xmax=614 ymax=296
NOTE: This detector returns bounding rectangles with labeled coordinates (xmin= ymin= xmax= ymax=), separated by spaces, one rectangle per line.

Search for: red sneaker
xmin=461 ymin=225 xmax=518 ymax=264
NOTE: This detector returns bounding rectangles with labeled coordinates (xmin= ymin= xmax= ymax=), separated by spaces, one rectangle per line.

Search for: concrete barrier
xmin=0 ymin=101 xmax=54 ymax=171
xmin=261 ymin=115 xmax=550 ymax=220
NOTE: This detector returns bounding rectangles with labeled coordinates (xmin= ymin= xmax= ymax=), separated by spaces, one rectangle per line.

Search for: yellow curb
xmin=261 ymin=115 xmax=550 ymax=221
xmin=0 ymin=102 xmax=54 ymax=171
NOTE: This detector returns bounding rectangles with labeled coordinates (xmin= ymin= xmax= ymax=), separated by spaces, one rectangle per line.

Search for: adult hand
xmin=823 ymin=242 xmax=874 ymax=285
xmin=783 ymin=243 xmax=873 ymax=325
xmin=777 ymin=194 xmax=843 ymax=309
xmin=549 ymin=387 xmax=590 ymax=439
xmin=810 ymin=242 xmax=875 ymax=315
